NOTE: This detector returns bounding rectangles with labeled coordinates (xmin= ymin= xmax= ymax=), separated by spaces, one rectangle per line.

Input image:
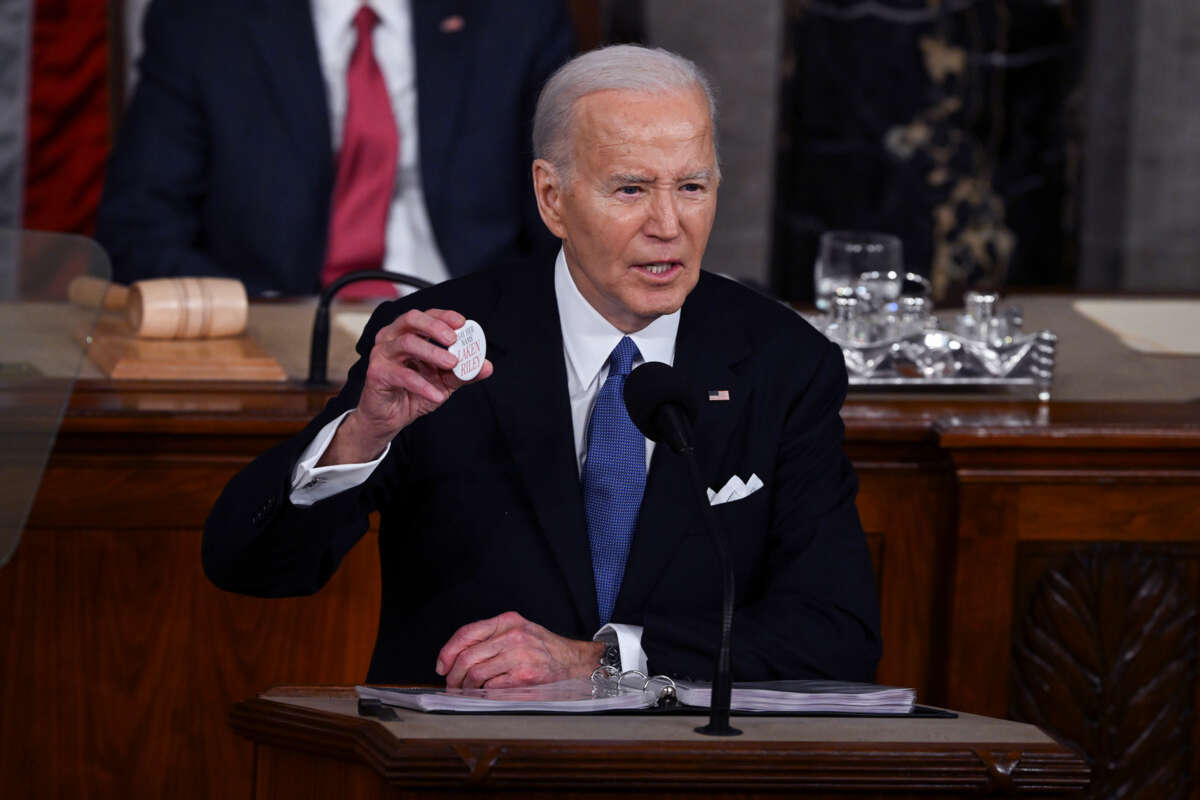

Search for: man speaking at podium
xmin=203 ymin=45 xmax=881 ymax=688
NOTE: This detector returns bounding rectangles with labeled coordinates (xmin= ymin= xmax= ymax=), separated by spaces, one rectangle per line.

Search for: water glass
xmin=814 ymin=231 xmax=903 ymax=312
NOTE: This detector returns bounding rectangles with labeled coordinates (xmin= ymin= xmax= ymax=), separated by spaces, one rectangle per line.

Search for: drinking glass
xmin=813 ymin=231 xmax=903 ymax=312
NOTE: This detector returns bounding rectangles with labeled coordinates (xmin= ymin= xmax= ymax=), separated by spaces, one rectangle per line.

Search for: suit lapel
xmin=483 ymin=262 xmax=599 ymax=632
xmin=246 ymin=0 xmax=333 ymax=176
xmin=613 ymin=274 xmax=753 ymax=622
xmin=412 ymin=0 xmax=479 ymax=236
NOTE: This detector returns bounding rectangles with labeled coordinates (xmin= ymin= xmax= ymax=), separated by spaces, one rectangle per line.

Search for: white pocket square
xmin=707 ymin=473 xmax=763 ymax=506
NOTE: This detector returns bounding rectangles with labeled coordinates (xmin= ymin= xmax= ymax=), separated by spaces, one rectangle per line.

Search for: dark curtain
xmin=772 ymin=0 xmax=1089 ymax=304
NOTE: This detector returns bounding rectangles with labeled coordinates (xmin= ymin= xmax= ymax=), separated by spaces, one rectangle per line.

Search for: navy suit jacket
xmin=202 ymin=259 xmax=883 ymax=684
xmin=96 ymin=0 xmax=570 ymax=295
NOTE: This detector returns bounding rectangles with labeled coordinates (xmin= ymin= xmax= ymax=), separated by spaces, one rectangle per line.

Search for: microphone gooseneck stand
xmin=653 ymin=404 xmax=741 ymax=737
xmin=625 ymin=363 xmax=741 ymax=737
xmin=306 ymin=270 xmax=433 ymax=386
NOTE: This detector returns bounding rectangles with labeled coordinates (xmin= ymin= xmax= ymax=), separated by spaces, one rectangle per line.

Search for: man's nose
xmin=643 ymin=191 xmax=680 ymax=239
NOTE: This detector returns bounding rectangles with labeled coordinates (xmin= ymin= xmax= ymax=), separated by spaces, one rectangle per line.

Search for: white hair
xmin=532 ymin=44 xmax=720 ymax=178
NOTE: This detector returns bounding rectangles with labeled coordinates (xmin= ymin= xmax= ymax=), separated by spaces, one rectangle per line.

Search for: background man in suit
xmin=95 ymin=0 xmax=571 ymax=297
xmin=203 ymin=45 xmax=881 ymax=687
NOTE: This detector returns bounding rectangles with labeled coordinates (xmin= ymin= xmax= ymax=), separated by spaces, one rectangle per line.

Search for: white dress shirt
xmin=290 ymin=249 xmax=681 ymax=672
xmin=311 ymin=0 xmax=449 ymax=290
xmin=555 ymin=248 xmax=679 ymax=475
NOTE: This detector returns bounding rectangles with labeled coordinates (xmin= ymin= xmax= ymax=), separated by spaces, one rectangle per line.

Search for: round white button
xmin=449 ymin=319 xmax=486 ymax=381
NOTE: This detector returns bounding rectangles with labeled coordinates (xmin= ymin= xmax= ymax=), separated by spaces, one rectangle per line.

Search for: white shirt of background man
xmin=311 ymin=0 xmax=450 ymax=290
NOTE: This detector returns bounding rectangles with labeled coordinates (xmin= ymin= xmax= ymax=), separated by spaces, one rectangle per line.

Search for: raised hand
xmin=320 ymin=308 xmax=493 ymax=465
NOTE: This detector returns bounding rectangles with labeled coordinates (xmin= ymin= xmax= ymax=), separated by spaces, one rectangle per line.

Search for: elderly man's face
xmin=534 ymin=86 xmax=718 ymax=333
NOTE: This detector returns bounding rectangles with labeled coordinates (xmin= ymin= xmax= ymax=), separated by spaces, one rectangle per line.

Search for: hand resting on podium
xmin=436 ymin=611 xmax=605 ymax=689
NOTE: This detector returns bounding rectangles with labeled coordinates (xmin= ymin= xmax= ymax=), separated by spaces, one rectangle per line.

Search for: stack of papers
xmin=357 ymin=680 xmax=646 ymax=713
xmin=356 ymin=677 xmax=915 ymax=715
xmin=675 ymin=680 xmax=915 ymax=714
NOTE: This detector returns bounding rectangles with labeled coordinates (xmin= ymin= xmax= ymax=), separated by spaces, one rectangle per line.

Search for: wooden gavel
xmin=69 ymin=276 xmax=249 ymax=339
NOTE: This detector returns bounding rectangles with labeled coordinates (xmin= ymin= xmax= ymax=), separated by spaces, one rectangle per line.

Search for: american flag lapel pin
xmin=708 ymin=389 xmax=730 ymax=401
xmin=439 ymin=14 xmax=465 ymax=33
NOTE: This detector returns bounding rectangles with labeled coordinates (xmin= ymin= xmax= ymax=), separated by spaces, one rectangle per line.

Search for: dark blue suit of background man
xmin=96 ymin=0 xmax=571 ymax=295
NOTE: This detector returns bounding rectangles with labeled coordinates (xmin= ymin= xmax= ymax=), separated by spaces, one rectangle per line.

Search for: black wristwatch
xmin=601 ymin=642 xmax=621 ymax=669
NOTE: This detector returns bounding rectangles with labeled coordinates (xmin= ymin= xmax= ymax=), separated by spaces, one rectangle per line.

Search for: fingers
xmin=424 ymin=307 xmax=467 ymax=333
xmin=373 ymin=309 xmax=494 ymax=386
xmin=367 ymin=358 xmax=447 ymax=405
xmin=476 ymin=671 xmax=529 ymax=690
xmin=436 ymin=619 xmax=497 ymax=678
xmin=436 ymin=611 xmax=525 ymax=677
xmin=446 ymin=632 xmax=543 ymax=689
xmin=445 ymin=637 xmax=510 ymax=689
xmin=467 ymin=358 xmax=494 ymax=384
xmin=376 ymin=327 xmax=458 ymax=371
xmin=372 ymin=309 xmax=459 ymax=375
xmin=376 ymin=308 xmax=461 ymax=350
xmin=435 ymin=613 xmax=602 ymax=689
xmin=363 ymin=308 xmax=494 ymax=411
xmin=341 ymin=307 xmax=490 ymax=458
xmin=439 ymin=612 xmax=547 ymax=689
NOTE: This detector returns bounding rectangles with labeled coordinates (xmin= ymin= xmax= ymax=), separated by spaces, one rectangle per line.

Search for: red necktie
xmin=320 ymin=5 xmax=399 ymax=299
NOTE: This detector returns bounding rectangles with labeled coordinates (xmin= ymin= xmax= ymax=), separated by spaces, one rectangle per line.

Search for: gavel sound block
xmin=71 ymin=277 xmax=287 ymax=381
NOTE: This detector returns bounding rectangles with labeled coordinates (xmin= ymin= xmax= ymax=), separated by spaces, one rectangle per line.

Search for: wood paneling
xmin=567 ymin=0 xmax=603 ymax=50
xmin=944 ymin=484 xmax=1023 ymax=716
xmin=856 ymin=466 xmax=956 ymax=704
xmin=1 ymin=523 xmax=379 ymax=798
xmin=1016 ymin=484 xmax=1200 ymax=542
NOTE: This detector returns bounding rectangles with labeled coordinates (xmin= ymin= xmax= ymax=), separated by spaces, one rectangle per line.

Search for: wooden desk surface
xmin=229 ymin=687 xmax=1088 ymax=797
xmin=10 ymin=293 xmax=1200 ymax=404
xmin=46 ymin=293 xmax=1200 ymax=447
xmin=260 ymin=293 xmax=1200 ymax=402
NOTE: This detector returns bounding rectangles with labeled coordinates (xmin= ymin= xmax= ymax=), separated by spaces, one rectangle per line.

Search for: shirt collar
xmin=316 ymin=0 xmax=403 ymax=36
xmin=554 ymin=248 xmax=680 ymax=392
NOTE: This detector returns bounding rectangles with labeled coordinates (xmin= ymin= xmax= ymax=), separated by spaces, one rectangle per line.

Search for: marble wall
xmin=1079 ymin=0 xmax=1200 ymax=291
xmin=643 ymin=0 xmax=784 ymax=289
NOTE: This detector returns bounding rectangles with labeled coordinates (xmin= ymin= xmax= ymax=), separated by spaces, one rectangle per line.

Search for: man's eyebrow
xmin=608 ymin=173 xmax=654 ymax=186
xmin=606 ymin=169 xmax=717 ymax=186
xmin=678 ymin=168 xmax=717 ymax=182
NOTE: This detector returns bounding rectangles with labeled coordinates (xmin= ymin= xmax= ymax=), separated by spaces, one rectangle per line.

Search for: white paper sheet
xmin=1074 ymin=299 xmax=1200 ymax=355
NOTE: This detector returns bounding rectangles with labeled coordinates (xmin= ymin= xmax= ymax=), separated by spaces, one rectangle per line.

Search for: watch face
xmin=603 ymin=644 xmax=621 ymax=668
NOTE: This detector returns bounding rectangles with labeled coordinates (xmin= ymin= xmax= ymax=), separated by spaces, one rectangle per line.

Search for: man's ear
xmin=532 ymin=159 xmax=567 ymax=240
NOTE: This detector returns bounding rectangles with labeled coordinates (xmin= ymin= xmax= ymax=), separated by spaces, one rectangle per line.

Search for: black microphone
xmin=623 ymin=361 xmax=698 ymax=453
xmin=307 ymin=270 xmax=433 ymax=386
xmin=623 ymin=362 xmax=741 ymax=736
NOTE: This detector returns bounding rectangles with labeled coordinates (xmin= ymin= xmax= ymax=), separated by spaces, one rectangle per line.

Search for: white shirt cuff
xmin=593 ymin=623 xmax=648 ymax=675
xmin=288 ymin=409 xmax=390 ymax=506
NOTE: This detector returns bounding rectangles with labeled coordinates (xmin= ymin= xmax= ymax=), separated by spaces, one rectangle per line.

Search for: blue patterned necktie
xmin=583 ymin=336 xmax=646 ymax=625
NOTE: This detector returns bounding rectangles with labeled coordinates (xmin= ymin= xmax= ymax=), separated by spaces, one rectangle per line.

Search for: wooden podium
xmin=231 ymin=688 xmax=1088 ymax=798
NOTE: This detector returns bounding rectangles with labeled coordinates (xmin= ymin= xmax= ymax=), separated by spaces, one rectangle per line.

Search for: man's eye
xmin=682 ymin=183 xmax=704 ymax=193
xmin=618 ymin=186 xmax=641 ymax=196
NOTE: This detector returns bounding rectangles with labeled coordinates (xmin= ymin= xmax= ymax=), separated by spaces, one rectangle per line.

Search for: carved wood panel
xmin=1009 ymin=542 xmax=1198 ymax=799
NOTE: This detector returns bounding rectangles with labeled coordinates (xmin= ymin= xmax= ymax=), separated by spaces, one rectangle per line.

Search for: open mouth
xmin=633 ymin=261 xmax=682 ymax=277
